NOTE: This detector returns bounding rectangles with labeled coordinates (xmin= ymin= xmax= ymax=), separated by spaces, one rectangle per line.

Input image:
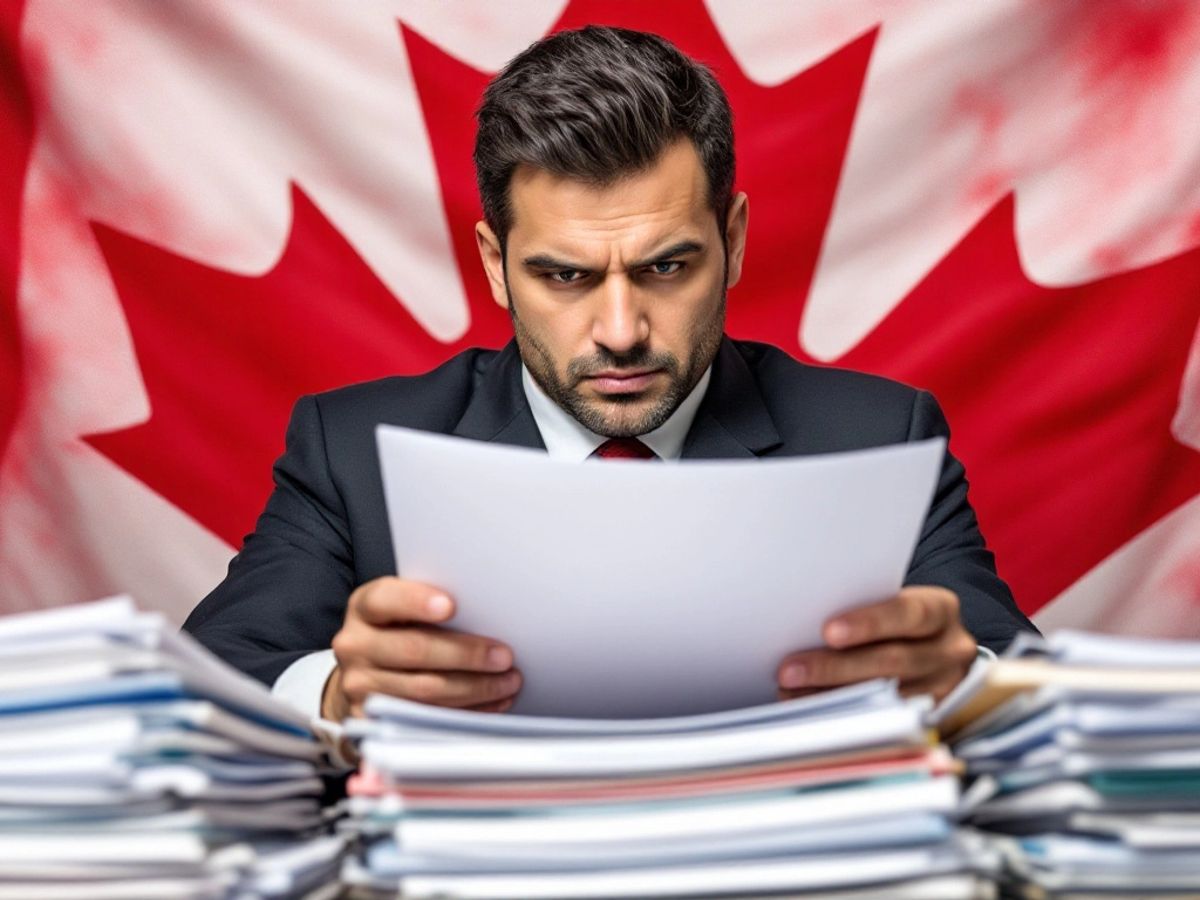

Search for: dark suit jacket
xmin=184 ymin=337 xmax=1036 ymax=684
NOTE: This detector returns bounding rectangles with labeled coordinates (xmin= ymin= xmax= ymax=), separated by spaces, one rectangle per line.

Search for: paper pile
xmin=943 ymin=630 xmax=1200 ymax=896
xmin=0 ymin=596 xmax=345 ymax=899
xmin=341 ymin=680 xmax=996 ymax=899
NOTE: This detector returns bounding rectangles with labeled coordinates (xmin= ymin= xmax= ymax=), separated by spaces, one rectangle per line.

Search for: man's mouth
xmin=584 ymin=368 xmax=663 ymax=394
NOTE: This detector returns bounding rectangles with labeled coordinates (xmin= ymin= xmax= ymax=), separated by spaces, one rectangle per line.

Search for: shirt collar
xmin=521 ymin=364 xmax=712 ymax=462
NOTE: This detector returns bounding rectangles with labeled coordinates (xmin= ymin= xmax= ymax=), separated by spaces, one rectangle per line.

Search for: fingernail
xmin=826 ymin=620 xmax=851 ymax=645
xmin=781 ymin=663 xmax=808 ymax=688
xmin=427 ymin=594 xmax=452 ymax=617
xmin=487 ymin=645 xmax=512 ymax=670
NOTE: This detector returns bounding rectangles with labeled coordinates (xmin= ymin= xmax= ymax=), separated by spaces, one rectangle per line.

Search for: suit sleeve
xmin=183 ymin=394 xmax=353 ymax=685
xmin=903 ymin=390 xmax=1038 ymax=652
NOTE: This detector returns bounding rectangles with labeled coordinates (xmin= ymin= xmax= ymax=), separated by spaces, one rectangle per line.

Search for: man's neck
xmin=521 ymin=366 xmax=712 ymax=462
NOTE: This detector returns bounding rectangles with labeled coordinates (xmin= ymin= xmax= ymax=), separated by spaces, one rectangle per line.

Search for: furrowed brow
xmin=628 ymin=240 xmax=704 ymax=269
xmin=521 ymin=253 xmax=587 ymax=271
xmin=521 ymin=240 xmax=705 ymax=273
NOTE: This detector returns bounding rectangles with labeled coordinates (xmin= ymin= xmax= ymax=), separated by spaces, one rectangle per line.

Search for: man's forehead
xmin=513 ymin=213 xmax=707 ymax=268
xmin=505 ymin=140 xmax=714 ymax=255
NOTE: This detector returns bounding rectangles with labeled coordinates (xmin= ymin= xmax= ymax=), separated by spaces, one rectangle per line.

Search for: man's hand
xmin=323 ymin=577 xmax=520 ymax=721
xmin=777 ymin=586 xmax=976 ymax=704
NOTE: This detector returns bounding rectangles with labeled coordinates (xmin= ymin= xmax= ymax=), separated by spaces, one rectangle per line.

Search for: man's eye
xmin=547 ymin=270 xmax=586 ymax=284
xmin=648 ymin=261 xmax=683 ymax=276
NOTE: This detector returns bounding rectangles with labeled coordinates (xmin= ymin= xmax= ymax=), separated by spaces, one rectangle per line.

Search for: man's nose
xmin=591 ymin=275 xmax=649 ymax=353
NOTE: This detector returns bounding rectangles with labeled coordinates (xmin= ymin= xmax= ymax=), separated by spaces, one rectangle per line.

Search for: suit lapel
xmin=451 ymin=336 xmax=779 ymax=460
xmin=682 ymin=338 xmax=782 ymax=460
xmin=451 ymin=340 xmax=547 ymax=451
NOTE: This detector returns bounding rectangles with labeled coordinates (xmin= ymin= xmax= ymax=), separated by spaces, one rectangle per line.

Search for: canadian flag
xmin=2 ymin=0 xmax=1199 ymax=634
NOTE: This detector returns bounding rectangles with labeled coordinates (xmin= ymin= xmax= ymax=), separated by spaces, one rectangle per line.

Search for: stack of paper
xmin=0 ymin=596 xmax=345 ymax=899
xmin=340 ymin=680 xmax=997 ymax=899
xmin=941 ymin=630 xmax=1200 ymax=896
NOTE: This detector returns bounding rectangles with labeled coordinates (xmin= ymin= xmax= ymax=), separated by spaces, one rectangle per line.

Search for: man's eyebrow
xmin=521 ymin=253 xmax=585 ymax=271
xmin=520 ymin=240 xmax=705 ymax=272
xmin=628 ymin=240 xmax=705 ymax=269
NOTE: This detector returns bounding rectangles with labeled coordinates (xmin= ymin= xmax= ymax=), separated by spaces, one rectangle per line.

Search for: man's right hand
xmin=322 ymin=577 xmax=520 ymax=721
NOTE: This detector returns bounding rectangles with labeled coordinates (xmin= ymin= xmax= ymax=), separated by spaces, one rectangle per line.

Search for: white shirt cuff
xmin=272 ymin=648 xmax=337 ymax=721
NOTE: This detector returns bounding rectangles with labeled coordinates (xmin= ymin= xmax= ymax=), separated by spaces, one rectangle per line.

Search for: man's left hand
xmin=777 ymin=586 xmax=977 ymax=704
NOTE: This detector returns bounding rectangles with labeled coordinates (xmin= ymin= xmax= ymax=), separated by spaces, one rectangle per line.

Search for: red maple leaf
xmin=84 ymin=0 xmax=1200 ymax=616
xmin=85 ymin=0 xmax=874 ymax=551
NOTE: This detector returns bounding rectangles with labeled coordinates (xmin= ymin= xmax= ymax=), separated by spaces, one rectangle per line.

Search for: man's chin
xmin=575 ymin=396 xmax=667 ymax=438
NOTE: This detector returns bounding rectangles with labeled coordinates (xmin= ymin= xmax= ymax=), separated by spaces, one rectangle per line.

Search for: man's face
xmin=476 ymin=139 xmax=749 ymax=438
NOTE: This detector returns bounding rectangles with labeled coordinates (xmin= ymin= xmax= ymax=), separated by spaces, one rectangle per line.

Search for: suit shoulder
xmin=306 ymin=347 xmax=497 ymax=432
xmin=733 ymin=339 xmax=920 ymax=405
xmin=730 ymin=340 xmax=926 ymax=451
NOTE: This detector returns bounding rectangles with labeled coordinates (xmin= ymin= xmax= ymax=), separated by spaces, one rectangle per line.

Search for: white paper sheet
xmin=360 ymin=703 xmax=926 ymax=779
xmin=377 ymin=426 xmax=944 ymax=717
xmin=358 ymin=679 xmax=900 ymax=738
xmin=393 ymin=776 xmax=959 ymax=850
xmin=367 ymin=811 xmax=949 ymax=871
xmin=395 ymin=843 xmax=968 ymax=900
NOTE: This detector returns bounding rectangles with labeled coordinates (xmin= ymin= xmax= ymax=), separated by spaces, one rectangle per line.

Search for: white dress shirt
xmin=270 ymin=365 xmax=713 ymax=718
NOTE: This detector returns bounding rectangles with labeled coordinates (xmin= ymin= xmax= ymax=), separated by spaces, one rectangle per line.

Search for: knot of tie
xmin=591 ymin=437 xmax=659 ymax=461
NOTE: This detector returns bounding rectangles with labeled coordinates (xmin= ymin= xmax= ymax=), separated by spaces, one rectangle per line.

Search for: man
xmin=184 ymin=25 xmax=1036 ymax=722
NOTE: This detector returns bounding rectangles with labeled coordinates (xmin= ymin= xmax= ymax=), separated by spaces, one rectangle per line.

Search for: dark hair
xmin=474 ymin=25 xmax=735 ymax=251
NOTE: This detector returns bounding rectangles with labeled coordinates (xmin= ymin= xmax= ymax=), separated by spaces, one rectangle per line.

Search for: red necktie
xmin=591 ymin=438 xmax=659 ymax=461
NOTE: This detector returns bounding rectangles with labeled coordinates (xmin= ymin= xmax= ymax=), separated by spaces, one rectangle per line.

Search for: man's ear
xmin=724 ymin=192 xmax=749 ymax=289
xmin=475 ymin=221 xmax=509 ymax=309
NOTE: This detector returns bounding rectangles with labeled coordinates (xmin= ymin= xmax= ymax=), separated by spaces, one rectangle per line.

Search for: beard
xmin=508 ymin=285 xmax=726 ymax=439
